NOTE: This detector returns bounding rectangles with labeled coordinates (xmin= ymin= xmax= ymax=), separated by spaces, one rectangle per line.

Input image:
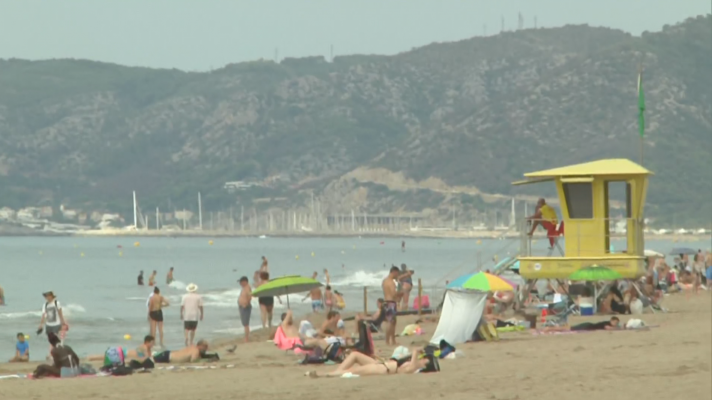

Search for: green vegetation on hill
xmin=0 ymin=15 xmax=710 ymax=227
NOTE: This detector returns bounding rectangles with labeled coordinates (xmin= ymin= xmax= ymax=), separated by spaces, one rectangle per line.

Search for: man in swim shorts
xmin=181 ymin=284 xmax=203 ymax=346
xmin=238 ymin=276 xmax=252 ymax=342
xmin=148 ymin=287 xmax=169 ymax=348
xmin=153 ymin=340 xmax=211 ymax=364
xmin=303 ymin=271 xmax=324 ymax=312
xmin=527 ymin=198 xmax=562 ymax=249
xmin=382 ymin=266 xmax=402 ymax=345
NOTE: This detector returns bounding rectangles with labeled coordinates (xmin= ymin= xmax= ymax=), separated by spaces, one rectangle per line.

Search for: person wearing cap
xmin=181 ymin=284 xmax=204 ymax=347
xmin=37 ymin=291 xmax=68 ymax=357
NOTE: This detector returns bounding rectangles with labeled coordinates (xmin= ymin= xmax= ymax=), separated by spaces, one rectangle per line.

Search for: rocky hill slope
xmin=0 ymin=15 xmax=710 ymax=226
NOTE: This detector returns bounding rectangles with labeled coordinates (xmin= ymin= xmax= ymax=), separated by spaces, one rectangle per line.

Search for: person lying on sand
xmin=87 ymin=335 xmax=156 ymax=363
xmin=152 ymin=340 xmax=217 ymax=363
xmin=305 ymin=347 xmax=433 ymax=377
xmin=542 ymin=316 xmax=621 ymax=333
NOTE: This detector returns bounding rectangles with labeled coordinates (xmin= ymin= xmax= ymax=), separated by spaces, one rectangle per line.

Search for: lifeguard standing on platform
xmin=527 ymin=198 xmax=563 ymax=249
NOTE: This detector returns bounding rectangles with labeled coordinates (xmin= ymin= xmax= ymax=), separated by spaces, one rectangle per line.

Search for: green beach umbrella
xmin=251 ymin=275 xmax=322 ymax=308
xmin=569 ymin=265 xmax=623 ymax=313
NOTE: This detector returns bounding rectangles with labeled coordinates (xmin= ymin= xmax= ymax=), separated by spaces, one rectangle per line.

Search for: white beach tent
xmin=430 ymin=289 xmax=488 ymax=345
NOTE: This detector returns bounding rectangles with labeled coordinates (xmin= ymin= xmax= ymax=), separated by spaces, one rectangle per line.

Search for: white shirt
xmin=42 ymin=300 xmax=62 ymax=327
xmin=181 ymin=293 xmax=204 ymax=321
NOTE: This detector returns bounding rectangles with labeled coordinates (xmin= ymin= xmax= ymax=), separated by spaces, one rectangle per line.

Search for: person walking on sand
xmin=382 ymin=266 xmax=403 ymax=345
xmin=148 ymin=270 xmax=157 ymax=287
xmin=238 ymin=276 xmax=252 ymax=342
xmin=148 ymin=287 xmax=169 ymax=348
xmin=166 ymin=267 xmax=175 ymax=285
xmin=181 ymin=283 xmax=203 ymax=346
xmin=37 ymin=291 xmax=68 ymax=357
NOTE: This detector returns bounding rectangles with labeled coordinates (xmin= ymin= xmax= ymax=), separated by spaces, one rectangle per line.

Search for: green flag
xmin=638 ymin=71 xmax=645 ymax=138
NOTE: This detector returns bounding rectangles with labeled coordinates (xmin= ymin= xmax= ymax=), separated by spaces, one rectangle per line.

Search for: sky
xmin=0 ymin=0 xmax=708 ymax=71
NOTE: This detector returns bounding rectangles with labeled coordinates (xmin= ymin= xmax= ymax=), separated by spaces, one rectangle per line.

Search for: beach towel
xmin=273 ymin=326 xmax=308 ymax=354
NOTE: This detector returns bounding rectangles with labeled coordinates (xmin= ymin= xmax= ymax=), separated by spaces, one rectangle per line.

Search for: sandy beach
xmin=1 ymin=293 xmax=710 ymax=400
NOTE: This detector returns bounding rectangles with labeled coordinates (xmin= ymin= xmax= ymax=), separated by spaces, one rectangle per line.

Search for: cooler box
xmin=580 ymin=306 xmax=594 ymax=316
xmin=413 ymin=295 xmax=430 ymax=310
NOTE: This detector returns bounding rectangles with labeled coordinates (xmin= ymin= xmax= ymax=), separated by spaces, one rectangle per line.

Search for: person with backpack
xmin=37 ymin=291 xmax=68 ymax=356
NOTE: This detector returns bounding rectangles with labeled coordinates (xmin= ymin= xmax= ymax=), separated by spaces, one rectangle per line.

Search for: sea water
xmin=0 ymin=235 xmax=691 ymax=359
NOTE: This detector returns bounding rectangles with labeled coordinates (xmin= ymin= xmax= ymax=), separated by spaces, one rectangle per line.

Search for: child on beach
xmin=9 ymin=333 xmax=29 ymax=362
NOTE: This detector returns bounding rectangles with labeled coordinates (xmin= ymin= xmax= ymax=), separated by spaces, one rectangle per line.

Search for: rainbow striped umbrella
xmin=447 ymin=272 xmax=515 ymax=292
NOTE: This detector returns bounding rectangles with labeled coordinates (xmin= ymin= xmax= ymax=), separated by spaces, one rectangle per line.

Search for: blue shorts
xmin=311 ymin=300 xmax=323 ymax=312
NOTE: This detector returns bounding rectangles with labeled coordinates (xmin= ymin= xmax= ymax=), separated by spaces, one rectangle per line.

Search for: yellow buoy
xmin=80 ymin=252 xmax=85 ymax=257
xmin=119 ymin=251 xmax=123 ymax=257
xmin=25 ymin=335 xmax=30 ymax=339
xmin=39 ymin=251 xmax=43 ymax=255
xmin=208 ymin=240 xmax=214 ymax=245
xmin=311 ymin=252 xmax=315 ymax=257
xmin=295 ymin=255 xmax=299 ymax=260
xmin=124 ymin=334 xmax=131 ymax=340
xmin=134 ymin=241 xmax=140 ymax=247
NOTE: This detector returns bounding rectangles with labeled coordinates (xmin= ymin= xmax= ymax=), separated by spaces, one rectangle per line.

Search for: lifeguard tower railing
xmin=517 ymin=218 xmax=644 ymax=258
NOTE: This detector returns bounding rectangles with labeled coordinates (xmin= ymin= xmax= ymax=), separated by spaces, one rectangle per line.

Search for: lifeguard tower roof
xmin=513 ymin=159 xmax=652 ymax=185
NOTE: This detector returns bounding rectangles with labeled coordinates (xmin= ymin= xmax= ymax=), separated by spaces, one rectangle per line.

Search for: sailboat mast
xmin=198 ymin=192 xmax=203 ymax=230
xmin=133 ymin=191 xmax=137 ymax=229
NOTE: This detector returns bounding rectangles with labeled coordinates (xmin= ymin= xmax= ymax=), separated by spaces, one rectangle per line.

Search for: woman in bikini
xmin=306 ymin=347 xmax=432 ymax=377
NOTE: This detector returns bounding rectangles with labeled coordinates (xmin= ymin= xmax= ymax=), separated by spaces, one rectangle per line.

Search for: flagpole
xmin=637 ymin=63 xmax=645 ymax=166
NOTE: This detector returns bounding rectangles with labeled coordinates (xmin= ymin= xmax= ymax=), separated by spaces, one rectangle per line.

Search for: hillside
xmin=0 ymin=15 xmax=710 ymax=227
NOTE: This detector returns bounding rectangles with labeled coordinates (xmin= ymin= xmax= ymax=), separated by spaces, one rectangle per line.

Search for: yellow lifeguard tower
xmin=513 ymin=159 xmax=650 ymax=280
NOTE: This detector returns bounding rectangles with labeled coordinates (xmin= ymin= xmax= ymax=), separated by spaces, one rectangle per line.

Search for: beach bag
xmin=324 ymin=342 xmax=345 ymax=363
xmin=129 ymin=358 xmax=155 ymax=370
xmin=109 ymin=365 xmax=134 ymax=376
xmin=103 ymin=346 xmax=125 ymax=368
xmin=420 ymin=354 xmax=440 ymax=373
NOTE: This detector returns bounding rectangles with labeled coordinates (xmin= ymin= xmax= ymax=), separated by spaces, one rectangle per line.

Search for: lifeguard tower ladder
xmin=513 ymin=159 xmax=650 ymax=280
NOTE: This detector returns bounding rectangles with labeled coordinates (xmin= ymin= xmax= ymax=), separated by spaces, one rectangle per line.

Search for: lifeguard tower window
xmin=605 ymin=181 xmax=632 ymax=219
xmin=562 ymin=183 xmax=593 ymax=219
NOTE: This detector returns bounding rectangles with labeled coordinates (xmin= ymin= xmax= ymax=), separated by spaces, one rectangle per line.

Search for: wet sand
xmin=1 ymin=294 xmax=710 ymax=400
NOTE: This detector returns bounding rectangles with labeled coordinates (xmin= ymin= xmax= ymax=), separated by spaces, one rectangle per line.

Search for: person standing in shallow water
xmin=166 ymin=267 xmax=175 ymax=285
xmin=148 ymin=270 xmax=157 ymax=287
xmin=137 ymin=271 xmax=144 ymax=286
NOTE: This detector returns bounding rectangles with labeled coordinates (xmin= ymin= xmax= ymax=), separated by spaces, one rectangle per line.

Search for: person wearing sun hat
xmin=181 ymin=284 xmax=204 ymax=347
xmin=37 ymin=291 xmax=68 ymax=359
